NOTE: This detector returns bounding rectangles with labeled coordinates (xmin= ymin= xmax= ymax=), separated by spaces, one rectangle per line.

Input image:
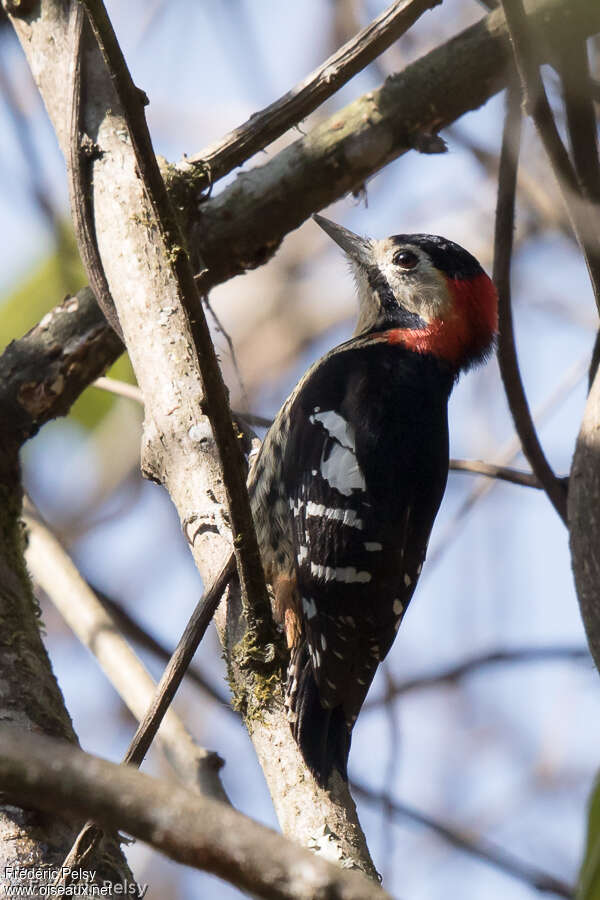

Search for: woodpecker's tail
xmin=286 ymin=643 xmax=351 ymax=787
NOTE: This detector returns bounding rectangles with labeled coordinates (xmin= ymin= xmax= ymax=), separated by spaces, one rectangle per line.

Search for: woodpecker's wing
xmin=281 ymin=342 xmax=451 ymax=725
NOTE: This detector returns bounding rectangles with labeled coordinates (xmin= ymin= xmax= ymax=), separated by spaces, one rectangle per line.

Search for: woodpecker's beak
xmin=313 ymin=215 xmax=373 ymax=268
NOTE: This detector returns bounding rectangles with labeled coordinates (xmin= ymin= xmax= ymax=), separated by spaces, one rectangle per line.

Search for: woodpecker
xmin=248 ymin=215 xmax=497 ymax=787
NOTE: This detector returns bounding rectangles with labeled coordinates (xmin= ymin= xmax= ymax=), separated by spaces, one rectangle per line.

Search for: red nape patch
xmin=385 ymin=273 xmax=498 ymax=369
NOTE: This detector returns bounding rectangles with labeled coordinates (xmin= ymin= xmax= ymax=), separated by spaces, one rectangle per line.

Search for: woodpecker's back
xmin=249 ymin=217 xmax=497 ymax=787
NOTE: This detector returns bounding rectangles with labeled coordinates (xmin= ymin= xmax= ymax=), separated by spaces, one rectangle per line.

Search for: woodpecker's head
xmin=313 ymin=215 xmax=498 ymax=371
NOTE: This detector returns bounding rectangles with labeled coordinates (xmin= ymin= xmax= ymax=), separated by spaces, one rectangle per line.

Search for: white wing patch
xmin=309 ymin=409 xmax=366 ymax=496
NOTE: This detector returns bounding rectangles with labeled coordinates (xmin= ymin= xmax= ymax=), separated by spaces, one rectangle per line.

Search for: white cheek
xmin=385 ymin=261 xmax=450 ymax=321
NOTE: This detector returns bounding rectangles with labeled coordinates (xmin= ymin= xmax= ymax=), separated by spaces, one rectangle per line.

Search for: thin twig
xmin=364 ymin=645 xmax=590 ymax=708
xmin=352 ymin=781 xmax=573 ymax=897
xmin=95 ymin=589 xmax=232 ymax=709
xmin=448 ymin=458 xmax=542 ymax=487
xmin=67 ymin=3 xmax=123 ymax=338
xmin=203 ymin=293 xmax=250 ymax=413
xmin=55 ymin=552 xmax=236 ymax=883
xmin=90 ymin=379 xmax=548 ymax=486
xmin=493 ymin=82 xmax=568 ymax=522
xmin=185 ymin=0 xmax=442 ymax=188
xmin=93 ymin=376 xmax=143 ymax=403
xmin=427 ymin=353 xmax=587 ymax=571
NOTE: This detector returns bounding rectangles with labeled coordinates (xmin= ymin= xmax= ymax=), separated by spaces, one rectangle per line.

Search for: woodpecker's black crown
xmin=389 ymin=234 xmax=485 ymax=279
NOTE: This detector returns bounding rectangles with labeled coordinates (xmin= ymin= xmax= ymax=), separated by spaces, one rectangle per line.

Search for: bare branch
xmin=5 ymin=0 xmax=377 ymax=879
xmin=0 ymin=289 xmax=122 ymax=446
xmin=428 ymin=353 xmax=587 ymax=570
xmin=500 ymin=0 xmax=600 ymax=313
xmin=76 ymin=0 xmax=272 ymax=637
xmin=493 ymin=84 xmax=568 ymax=522
xmin=365 ymin=645 xmax=590 ymax=707
xmin=24 ymin=501 xmax=228 ymax=801
xmin=0 ymin=728 xmax=390 ymax=900
xmin=448 ymin=458 xmax=543 ymax=487
xmin=352 ymin=781 xmax=573 ymax=898
xmin=188 ymin=0 xmax=600 ymax=293
xmin=93 ymin=375 xmax=143 ymax=403
xmin=186 ymin=0 xmax=442 ymax=190
xmin=94 ymin=589 xmax=232 ymax=709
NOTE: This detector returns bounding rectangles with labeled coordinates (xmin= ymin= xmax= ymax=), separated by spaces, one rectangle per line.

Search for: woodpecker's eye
xmin=393 ymin=249 xmax=419 ymax=270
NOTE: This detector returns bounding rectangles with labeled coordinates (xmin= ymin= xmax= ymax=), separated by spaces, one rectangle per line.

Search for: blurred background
xmin=1 ymin=1 xmax=599 ymax=897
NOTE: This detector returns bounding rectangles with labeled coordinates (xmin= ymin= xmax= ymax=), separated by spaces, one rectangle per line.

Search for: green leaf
xmin=0 ymin=222 xmax=85 ymax=348
xmin=1 ymin=223 xmax=136 ymax=430
xmin=577 ymin=775 xmax=600 ymax=899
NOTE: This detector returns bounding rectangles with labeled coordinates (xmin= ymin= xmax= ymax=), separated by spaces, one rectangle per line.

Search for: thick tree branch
xmin=0 ymin=288 xmax=122 ymax=446
xmin=75 ymin=0 xmax=272 ymax=637
xmin=0 ymin=728 xmax=390 ymax=900
xmin=186 ymin=0 xmax=442 ymax=190
xmin=185 ymin=0 xmax=600 ymax=293
xmin=2 ymin=0 xmax=599 ymax=440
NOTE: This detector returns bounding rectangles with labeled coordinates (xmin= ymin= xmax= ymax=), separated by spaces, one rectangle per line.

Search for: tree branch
xmin=352 ymin=782 xmax=573 ymax=898
xmin=493 ymin=83 xmax=568 ymax=522
xmin=24 ymin=501 xmax=228 ymax=801
xmin=186 ymin=0 xmax=600 ymax=293
xmin=500 ymin=0 xmax=600 ymax=313
xmin=0 ymin=728 xmax=390 ymax=900
xmin=448 ymin=458 xmax=542 ymax=487
xmin=186 ymin=0 xmax=442 ymax=190
xmin=0 ymin=288 xmax=122 ymax=446
xmin=6 ymin=0 xmax=379 ymax=880
xmin=364 ymin=645 xmax=590 ymax=707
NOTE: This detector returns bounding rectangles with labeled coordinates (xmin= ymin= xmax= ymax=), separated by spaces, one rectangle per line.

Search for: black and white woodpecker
xmin=248 ymin=215 xmax=498 ymax=787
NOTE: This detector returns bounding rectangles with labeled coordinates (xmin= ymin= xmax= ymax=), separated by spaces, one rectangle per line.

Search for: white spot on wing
xmin=321 ymin=634 xmax=327 ymax=650
xmin=404 ymin=573 xmax=412 ymax=587
xmin=302 ymin=597 xmax=317 ymax=619
xmin=393 ymin=599 xmax=403 ymax=615
xmin=310 ymin=563 xmax=372 ymax=583
xmin=364 ymin=542 xmax=382 ymax=552
xmin=297 ymin=545 xmax=309 ymax=563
